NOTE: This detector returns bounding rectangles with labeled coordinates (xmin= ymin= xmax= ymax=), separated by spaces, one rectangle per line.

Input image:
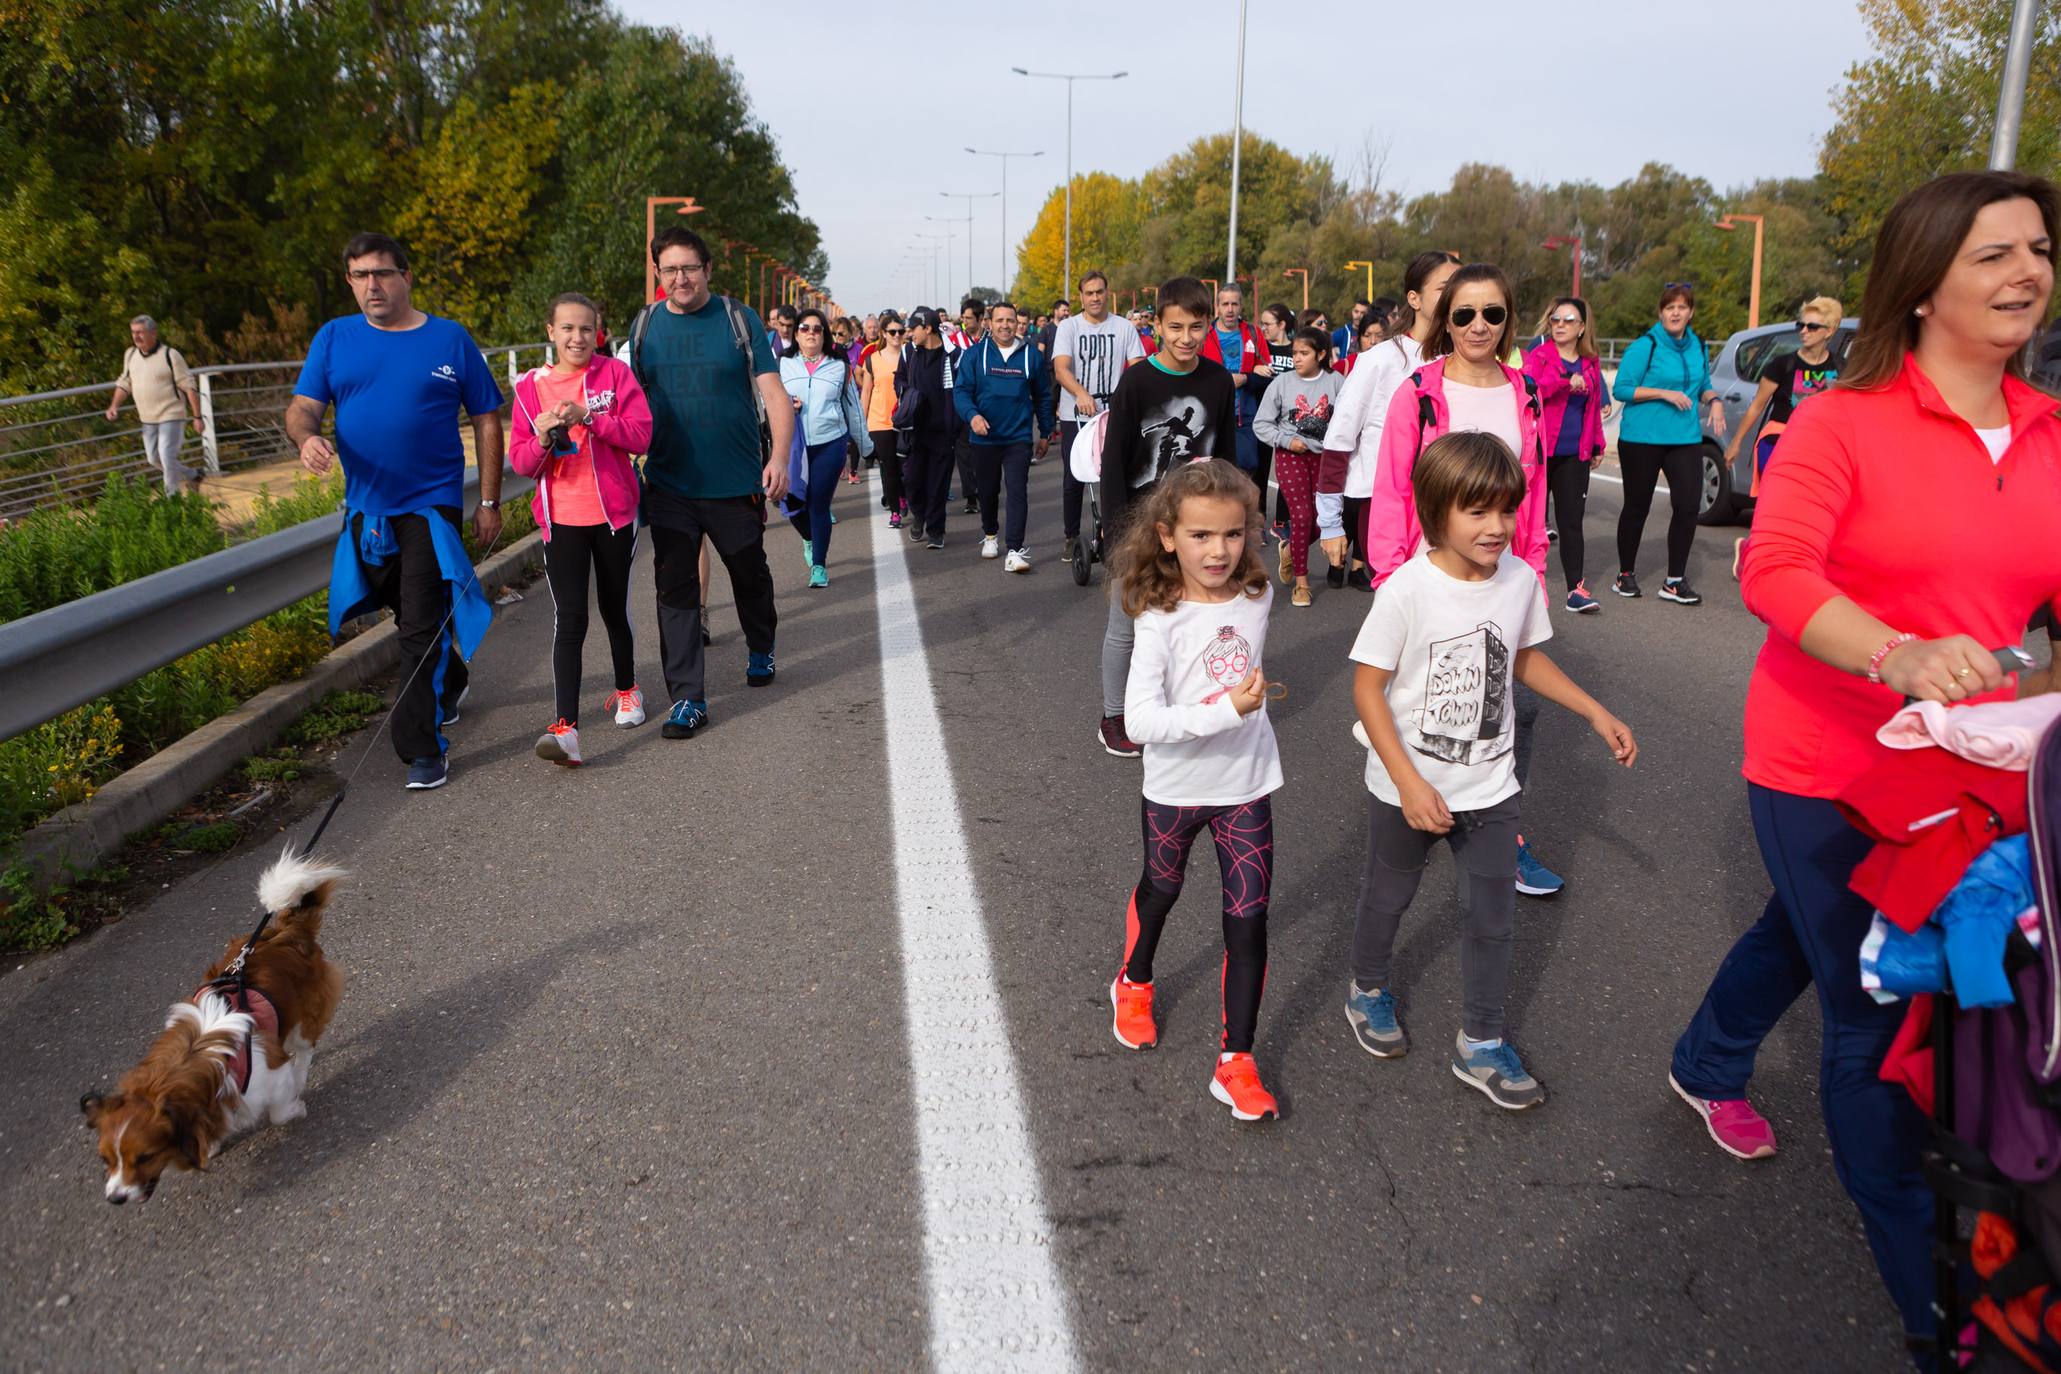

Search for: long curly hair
xmin=1110 ymin=459 xmax=1269 ymax=616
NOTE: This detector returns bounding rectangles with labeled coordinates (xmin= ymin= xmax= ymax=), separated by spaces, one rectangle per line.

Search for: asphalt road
xmin=2 ymin=456 xmax=1939 ymax=1372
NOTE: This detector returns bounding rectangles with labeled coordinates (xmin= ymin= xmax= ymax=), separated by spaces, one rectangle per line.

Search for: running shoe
xmin=1669 ymin=1072 xmax=1778 ymax=1160
xmin=1098 ymin=714 xmax=1141 ymax=759
xmin=888 ymin=510 xmax=903 ymax=530
xmin=1547 ymin=525 xmax=1559 ymax=544
xmin=1110 ymin=976 xmax=1158 ymax=1050
xmin=1451 ymin=1033 xmax=1544 ymax=1110
xmin=800 ymin=540 xmax=814 ymax=571
xmin=1515 ymin=841 xmax=1565 ymax=897
xmin=661 ymin=699 xmax=709 ymax=739
xmin=1658 ymin=577 xmax=1702 ymax=606
xmin=746 ymin=650 xmax=776 ymax=687
xmin=1326 ymin=561 xmax=1347 ymax=590
xmin=535 ymin=719 xmax=582 ymax=766
xmin=1004 ymin=548 xmax=1031 ymax=574
xmin=909 ymin=523 xmax=926 ymax=544
xmin=1347 ymin=564 xmax=1372 ymax=592
xmin=605 ymin=686 xmax=645 ymax=728
xmin=1210 ymin=1054 xmax=1281 ymax=1121
xmin=1731 ymin=536 xmax=1745 ymax=580
xmin=1062 ymin=536 xmax=1078 ymax=564
xmin=963 ymin=498 xmax=979 ymax=514
xmin=808 ymin=564 xmax=829 ymax=588
xmin=845 ymin=470 xmax=861 ymax=484
xmin=980 ymin=534 xmax=1001 ymax=560
xmin=1612 ymin=571 xmax=1642 ymax=599
xmin=404 ymin=755 xmax=448 ymax=790
xmin=926 ymin=533 xmax=945 ymax=550
xmin=1565 ymin=582 xmax=1600 ymax=614
xmin=1344 ymin=984 xmax=1407 ymax=1058
xmin=441 ymin=685 xmax=470 ymax=726
xmin=1291 ymin=585 xmax=1311 ymax=608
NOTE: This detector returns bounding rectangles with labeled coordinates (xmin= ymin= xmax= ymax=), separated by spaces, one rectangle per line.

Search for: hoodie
xmin=1201 ymin=319 xmax=1266 ymax=422
xmin=509 ymin=353 xmax=653 ymax=541
xmin=1521 ymin=341 xmax=1609 ymax=462
xmin=1365 ymin=355 xmax=1550 ymax=587
xmin=1612 ymin=323 xmax=1714 ymax=446
xmin=780 ymin=352 xmax=873 ymax=457
xmin=953 ymin=335 xmax=1057 ymax=446
xmin=895 ymin=340 xmax=958 ymax=434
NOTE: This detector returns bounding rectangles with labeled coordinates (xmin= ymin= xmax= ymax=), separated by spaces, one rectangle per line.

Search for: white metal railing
xmin=0 ymin=343 xmax=550 ymax=519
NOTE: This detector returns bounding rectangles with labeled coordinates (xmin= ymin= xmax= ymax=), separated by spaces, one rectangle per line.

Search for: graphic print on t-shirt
xmin=1411 ymin=620 xmax=1512 ymax=765
xmin=1290 ymin=390 xmax=1334 ymax=441
xmin=1137 ymin=398 xmax=1211 ymax=486
xmin=1198 ymin=624 xmax=1255 ymax=704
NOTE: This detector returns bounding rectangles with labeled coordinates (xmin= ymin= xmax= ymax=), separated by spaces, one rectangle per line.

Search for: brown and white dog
xmin=82 ymin=848 xmax=345 ymax=1203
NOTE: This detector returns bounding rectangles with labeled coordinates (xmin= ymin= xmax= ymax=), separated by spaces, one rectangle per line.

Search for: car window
xmin=1736 ymin=335 xmax=1797 ymax=383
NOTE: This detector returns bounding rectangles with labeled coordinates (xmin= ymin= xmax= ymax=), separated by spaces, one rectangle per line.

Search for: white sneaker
xmin=980 ymin=534 xmax=1001 ymax=559
xmin=606 ymin=686 xmax=645 ymax=728
xmin=1004 ymin=548 xmax=1031 ymax=573
xmin=535 ymin=720 xmax=583 ymax=767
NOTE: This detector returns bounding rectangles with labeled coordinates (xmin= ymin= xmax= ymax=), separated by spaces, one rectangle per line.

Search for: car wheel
xmin=1696 ymin=443 xmax=1738 ymax=525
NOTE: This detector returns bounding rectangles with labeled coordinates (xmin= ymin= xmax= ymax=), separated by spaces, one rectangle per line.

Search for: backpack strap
xmin=629 ymin=303 xmax=656 ymax=387
xmin=1411 ymin=372 xmax=1435 ymax=454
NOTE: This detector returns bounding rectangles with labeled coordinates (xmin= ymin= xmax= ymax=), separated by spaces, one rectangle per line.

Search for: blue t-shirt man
xmin=641 ymin=297 xmax=780 ymax=499
xmin=293 ymin=315 xmax=503 ymax=515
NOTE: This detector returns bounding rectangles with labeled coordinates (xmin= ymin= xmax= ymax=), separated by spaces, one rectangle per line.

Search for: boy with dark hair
xmin=1093 ymin=275 xmax=1241 ymax=758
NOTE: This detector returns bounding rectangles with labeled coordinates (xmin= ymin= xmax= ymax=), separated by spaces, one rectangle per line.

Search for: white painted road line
xmin=868 ymin=480 xmax=1079 ymax=1373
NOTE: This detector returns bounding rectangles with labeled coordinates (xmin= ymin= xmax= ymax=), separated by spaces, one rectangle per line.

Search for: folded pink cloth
xmin=1877 ymin=693 xmax=2061 ymax=771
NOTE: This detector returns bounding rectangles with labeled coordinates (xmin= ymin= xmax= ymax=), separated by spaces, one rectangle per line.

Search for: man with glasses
xmin=631 ymin=225 xmax=792 ymax=740
xmin=286 ymin=232 xmax=506 ymax=791
xmin=767 ymin=304 xmax=798 ymax=357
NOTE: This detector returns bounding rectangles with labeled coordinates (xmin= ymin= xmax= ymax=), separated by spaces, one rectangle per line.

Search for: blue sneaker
xmin=1451 ymin=1033 xmax=1545 ymax=1109
xmin=1515 ymin=841 xmax=1564 ymax=897
xmin=1344 ymin=984 xmax=1408 ymax=1058
xmin=661 ymin=699 xmax=708 ymax=739
xmin=404 ymin=755 xmax=448 ymax=790
xmin=808 ymin=564 xmax=829 ymax=589
xmin=746 ymin=650 xmax=775 ymax=687
xmin=1564 ymin=582 xmax=1600 ymax=614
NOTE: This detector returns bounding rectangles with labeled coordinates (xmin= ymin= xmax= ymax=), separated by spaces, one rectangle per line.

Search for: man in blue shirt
xmin=286 ymin=232 xmax=505 ymax=791
xmin=632 ymin=226 xmax=793 ymax=739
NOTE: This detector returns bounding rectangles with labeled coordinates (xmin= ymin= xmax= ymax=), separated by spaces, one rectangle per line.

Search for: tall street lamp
xmin=1011 ymin=66 xmax=1127 ymax=299
xmin=940 ymin=190 xmax=1000 ymax=295
xmin=1715 ymin=213 xmax=1765 ymax=329
xmin=1541 ymin=235 xmax=1584 ymax=297
xmin=1344 ymin=259 xmax=1374 ymax=307
xmin=916 ymin=233 xmax=951 ymax=305
xmin=1282 ymin=267 xmax=1310 ymax=311
xmin=1226 ymin=0 xmax=1249 ymax=286
xmin=964 ymin=148 xmax=1043 ymax=295
xmin=924 ymin=214 xmax=969 ymax=305
xmin=645 ymin=196 xmax=705 ymax=303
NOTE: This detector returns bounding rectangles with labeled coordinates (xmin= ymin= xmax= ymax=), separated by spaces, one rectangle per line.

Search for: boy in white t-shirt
xmin=1343 ymin=431 xmax=1636 ymax=1109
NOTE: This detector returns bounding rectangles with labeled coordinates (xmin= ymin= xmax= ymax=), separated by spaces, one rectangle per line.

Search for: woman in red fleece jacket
xmin=1668 ymin=171 xmax=2061 ymax=1353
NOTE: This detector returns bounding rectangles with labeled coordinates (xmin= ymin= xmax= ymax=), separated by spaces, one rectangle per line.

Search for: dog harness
xmin=193 ymin=982 xmax=278 ymax=1097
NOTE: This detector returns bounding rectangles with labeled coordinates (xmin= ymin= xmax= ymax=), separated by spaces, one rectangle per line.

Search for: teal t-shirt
xmin=641 ymin=296 xmax=779 ymax=499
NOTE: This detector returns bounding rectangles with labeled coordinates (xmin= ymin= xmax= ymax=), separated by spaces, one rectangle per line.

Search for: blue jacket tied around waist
xmin=329 ymin=507 xmax=492 ymax=658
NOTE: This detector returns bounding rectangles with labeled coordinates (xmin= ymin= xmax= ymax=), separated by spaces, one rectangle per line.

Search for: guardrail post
xmin=198 ymin=372 xmax=220 ymax=474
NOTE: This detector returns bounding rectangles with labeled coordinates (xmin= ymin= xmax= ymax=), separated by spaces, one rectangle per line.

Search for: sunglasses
xmin=1449 ymin=305 xmax=1508 ymax=328
xmin=885 ymin=326 xmax=905 ymax=336
xmin=1796 ymin=320 xmax=1829 ymax=333
xmin=1548 ymin=313 xmax=1583 ymax=325
xmin=796 ymin=324 xmax=823 ymax=334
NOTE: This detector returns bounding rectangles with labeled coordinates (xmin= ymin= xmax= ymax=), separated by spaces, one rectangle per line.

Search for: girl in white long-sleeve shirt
xmin=1107 ymin=459 xmax=1284 ymax=1123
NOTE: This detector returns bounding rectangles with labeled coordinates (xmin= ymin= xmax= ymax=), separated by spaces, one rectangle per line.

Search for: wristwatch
xmin=478 ymin=498 xmax=499 ymax=510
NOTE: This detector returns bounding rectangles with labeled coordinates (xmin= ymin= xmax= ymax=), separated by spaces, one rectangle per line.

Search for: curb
xmin=15 ymin=531 xmax=546 ymax=885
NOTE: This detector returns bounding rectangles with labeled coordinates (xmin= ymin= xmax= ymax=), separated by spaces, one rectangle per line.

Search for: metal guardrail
xmin=0 ymin=469 xmax=531 ymax=741
xmin=0 ymin=343 xmax=549 ymax=519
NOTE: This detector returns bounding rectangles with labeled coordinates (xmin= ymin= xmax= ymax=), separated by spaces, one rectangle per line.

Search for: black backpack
xmin=629 ymin=295 xmax=770 ymax=460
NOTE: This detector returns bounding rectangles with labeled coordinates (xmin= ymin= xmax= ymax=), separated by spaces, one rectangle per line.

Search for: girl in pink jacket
xmin=1522 ymin=298 xmax=1610 ymax=613
xmin=509 ymin=292 xmax=655 ymax=767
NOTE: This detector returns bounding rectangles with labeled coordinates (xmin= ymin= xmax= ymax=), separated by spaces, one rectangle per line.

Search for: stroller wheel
xmin=1071 ymin=534 xmax=1092 ymax=586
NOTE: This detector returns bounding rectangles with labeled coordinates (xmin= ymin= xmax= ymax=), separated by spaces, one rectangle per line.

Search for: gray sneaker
xmin=1344 ymin=984 xmax=1408 ymax=1058
xmin=1450 ymin=1032 xmax=1545 ymax=1110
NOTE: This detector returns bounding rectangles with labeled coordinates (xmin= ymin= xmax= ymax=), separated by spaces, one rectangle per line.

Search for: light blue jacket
xmin=1612 ymin=323 xmax=1714 ymax=446
xmin=780 ymin=354 xmax=873 ymax=457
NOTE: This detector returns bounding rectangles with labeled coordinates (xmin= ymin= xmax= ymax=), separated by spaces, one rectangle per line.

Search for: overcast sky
xmin=620 ymin=1 xmax=1876 ymax=310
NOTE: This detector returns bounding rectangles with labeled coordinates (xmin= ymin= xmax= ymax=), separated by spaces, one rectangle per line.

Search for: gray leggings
xmin=1102 ymin=595 xmax=1134 ymax=716
xmin=1349 ymin=791 xmax=1522 ymax=1042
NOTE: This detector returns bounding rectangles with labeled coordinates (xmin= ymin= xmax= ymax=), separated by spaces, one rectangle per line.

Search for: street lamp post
xmin=1992 ymin=0 xmax=2041 ymax=169
xmin=916 ymin=233 xmax=950 ymax=306
xmin=1541 ymin=235 xmax=1584 ymax=297
xmin=1226 ymin=0 xmax=1249 ymax=286
xmin=1715 ymin=213 xmax=1766 ymax=329
xmin=644 ymin=196 xmax=705 ymax=303
xmin=1344 ymin=260 xmax=1374 ymax=308
xmin=1283 ymin=268 xmax=1310 ymax=311
xmin=964 ymin=148 xmax=1043 ymax=295
xmin=924 ymin=214 xmax=969 ymax=305
xmin=1011 ymin=66 xmax=1127 ymax=299
xmin=939 ymin=191 xmax=999 ymax=296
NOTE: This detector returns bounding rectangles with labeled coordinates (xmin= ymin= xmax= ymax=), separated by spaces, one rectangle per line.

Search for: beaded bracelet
xmin=1866 ymin=632 xmax=1919 ymax=685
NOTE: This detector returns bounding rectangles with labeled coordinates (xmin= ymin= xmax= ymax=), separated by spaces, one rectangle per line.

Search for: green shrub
xmin=283 ymin=689 xmax=383 ymax=748
xmin=0 ymin=863 xmax=79 ymax=952
xmin=237 ymin=472 xmax=344 ymax=539
xmin=0 ymin=473 xmax=226 ymax=624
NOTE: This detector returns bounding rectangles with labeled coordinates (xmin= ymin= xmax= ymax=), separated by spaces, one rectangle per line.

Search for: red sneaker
xmin=1210 ymin=1053 xmax=1280 ymax=1121
xmin=1097 ymin=714 xmax=1141 ymax=759
xmin=1110 ymin=976 xmax=1157 ymax=1050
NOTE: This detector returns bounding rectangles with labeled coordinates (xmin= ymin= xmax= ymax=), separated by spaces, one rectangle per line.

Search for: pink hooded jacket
xmin=1520 ymin=341 xmax=1608 ymax=463
xmin=509 ymin=354 xmax=653 ymax=541
xmin=1365 ymin=355 xmax=1549 ymax=587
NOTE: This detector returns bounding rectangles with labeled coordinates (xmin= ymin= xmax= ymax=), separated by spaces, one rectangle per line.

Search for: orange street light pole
xmin=1541 ymin=235 xmax=1583 ymax=298
xmin=1715 ymin=213 xmax=1766 ymax=328
xmin=1283 ymin=267 xmax=1310 ymax=311
xmin=645 ymin=196 xmax=705 ymax=303
xmin=1344 ymin=260 xmax=1374 ymax=306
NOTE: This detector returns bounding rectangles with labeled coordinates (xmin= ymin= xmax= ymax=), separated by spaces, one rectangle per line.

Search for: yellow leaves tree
xmin=1013 ymin=172 xmax=1144 ymax=308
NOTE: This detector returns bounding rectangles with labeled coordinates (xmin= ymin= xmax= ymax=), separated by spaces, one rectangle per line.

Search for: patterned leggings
xmin=1121 ymin=796 xmax=1274 ymax=1053
xmin=1273 ymin=448 xmax=1319 ymax=578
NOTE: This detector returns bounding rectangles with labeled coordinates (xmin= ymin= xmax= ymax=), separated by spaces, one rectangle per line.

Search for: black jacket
xmin=893 ymin=341 xmax=958 ymax=434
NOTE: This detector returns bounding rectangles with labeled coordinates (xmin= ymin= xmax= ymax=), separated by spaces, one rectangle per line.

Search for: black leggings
xmin=871 ymin=429 xmax=903 ymax=511
xmin=1546 ymin=452 xmax=1591 ymax=590
xmin=542 ymin=521 xmax=637 ymax=726
xmin=1121 ymin=796 xmax=1273 ymax=1053
xmin=1342 ymin=495 xmax=1372 ymax=569
xmin=1615 ymin=439 xmax=1700 ymax=580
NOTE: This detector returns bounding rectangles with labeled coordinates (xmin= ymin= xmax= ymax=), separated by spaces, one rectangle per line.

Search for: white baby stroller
xmin=1068 ymin=409 xmax=1112 ymax=587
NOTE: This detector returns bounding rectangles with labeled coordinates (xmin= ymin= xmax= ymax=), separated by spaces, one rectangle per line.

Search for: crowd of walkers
xmin=264 ymin=166 xmax=2061 ymax=1364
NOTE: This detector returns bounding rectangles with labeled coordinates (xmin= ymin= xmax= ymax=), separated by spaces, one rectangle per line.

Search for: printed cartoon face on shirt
xmin=1411 ymin=621 xmax=1513 ymax=765
xmin=1198 ymin=625 xmax=1254 ymax=703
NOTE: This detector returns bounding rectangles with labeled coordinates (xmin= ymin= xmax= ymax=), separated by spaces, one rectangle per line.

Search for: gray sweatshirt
xmin=1253 ymin=367 xmax=1346 ymax=453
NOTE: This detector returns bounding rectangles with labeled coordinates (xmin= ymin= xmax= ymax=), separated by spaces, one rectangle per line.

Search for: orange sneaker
xmin=1109 ymin=975 xmax=1157 ymax=1050
xmin=1210 ymin=1053 xmax=1280 ymax=1121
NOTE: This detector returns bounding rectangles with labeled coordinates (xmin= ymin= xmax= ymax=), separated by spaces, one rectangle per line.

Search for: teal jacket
xmin=1612 ymin=323 xmax=1714 ymax=446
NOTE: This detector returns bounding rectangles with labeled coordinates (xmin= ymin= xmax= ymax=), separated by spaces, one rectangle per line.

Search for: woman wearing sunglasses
xmin=1610 ymin=284 xmax=1725 ymax=606
xmin=779 ymin=307 xmax=871 ymax=587
xmin=861 ymin=310 xmax=909 ymax=525
xmin=1724 ymin=297 xmax=1844 ymax=502
xmin=1523 ymin=297 xmax=1611 ymax=612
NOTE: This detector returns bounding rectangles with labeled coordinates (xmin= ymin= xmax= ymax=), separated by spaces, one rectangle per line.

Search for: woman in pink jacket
xmin=509 ymin=292 xmax=654 ymax=767
xmin=1522 ymin=298 xmax=1610 ymax=613
xmin=1362 ymin=262 xmax=1565 ymax=897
